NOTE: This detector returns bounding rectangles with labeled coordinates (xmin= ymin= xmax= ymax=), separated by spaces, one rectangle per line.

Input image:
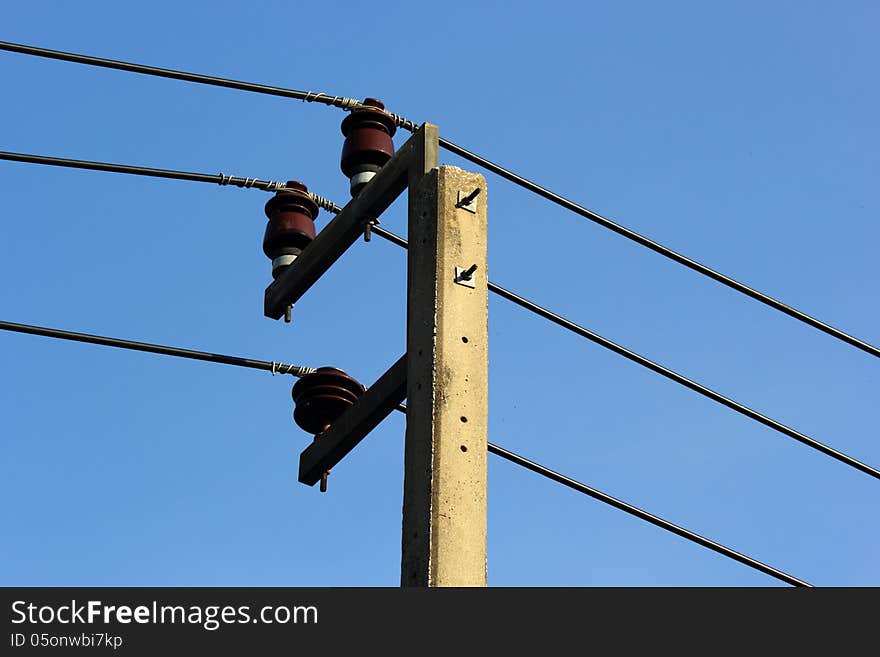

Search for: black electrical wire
xmin=435 ymin=139 xmax=880 ymax=360
xmin=370 ymin=225 xmax=880 ymax=481
xmin=390 ymin=402 xmax=808 ymax=587
xmin=2 ymin=39 xmax=876 ymax=360
xmin=0 ymin=41 xmax=834 ymax=587
xmin=0 ymin=41 xmax=354 ymax=108
xmin=0 ymin=320 xmax=312 ymax=376
xmin=485 ymin=443 xmax=811 ymax=587
xmin=0 ymin=150 xmax=287 ymax=191
xmin=0 ymin=318 xmax=809 ymax=587
xmin=1 ymin=145 xmax=874 ymax=480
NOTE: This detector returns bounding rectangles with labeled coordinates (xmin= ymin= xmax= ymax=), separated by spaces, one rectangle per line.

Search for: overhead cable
xmin=2 ymin=39 xmax=876 ymax=359
xmin=485 ymin=442 xmax=810 ymax=587
xmin=0 ymin=318 xmax=809 ymax=587
xmin=0 ymin=320 xmax=315 ymax=377
xmin=0 ymin=150 xmax=291 ymax=192
xmin=0 ymin=145 xmax=874 ymax=480
xmin=368 ymin=224 xmax=880 ymax=482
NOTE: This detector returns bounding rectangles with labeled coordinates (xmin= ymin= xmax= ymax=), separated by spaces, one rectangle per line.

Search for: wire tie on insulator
xmin=303 ymin=91 xmax=360 ymax=111
xmin=309 ymin=193 xmax=342 ymax=215
xmin=271 ymin=361 xmax=316 ymax=378
xmin=333 ymin=95 xmax=359 ymax=111
xmin=389 ymin=113 xmax=418 ymax=132
xmin=337 ymin=96 xmax=360 ymax=111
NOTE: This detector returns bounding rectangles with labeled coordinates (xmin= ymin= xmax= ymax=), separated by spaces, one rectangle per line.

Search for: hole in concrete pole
xmin=460 ymin=416 xmax=468 ymax=423
xmin=460 ymin=445 xmax=468 ymax=452
xmin=461 ymin=336 xmax=469 ymax=343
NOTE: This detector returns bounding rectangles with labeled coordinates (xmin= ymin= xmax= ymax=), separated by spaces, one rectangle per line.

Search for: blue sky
xmin=1 ymin=1 xmax=877 ymax=586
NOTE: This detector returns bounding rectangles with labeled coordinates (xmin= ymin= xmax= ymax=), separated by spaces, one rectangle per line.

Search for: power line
xmin=0 ymin=318 xmax=809 ymax=587
xmin=1 ymin=144 xmax=874 ymax=481
xmin=0 ymin=43 xmax=830 ymax=587
xmin=436 ymin=139 xmax=880 ymax=360
xmin=485 ymin=443 xmax=811 ymax=587
xmin=2 ymin=39 xmax=876 ymax=360
xmin=0 ymin=320 xmax=315 ymax=377
xmin=391 ymin=402 xmax=807 ymax=587
xmin=0 ymin=150 xmax=290 ymax=192
xmin=369 ymin=224 xmax=880 ymax=481
xmin=0 ymin=40 xmax=359 ymax=109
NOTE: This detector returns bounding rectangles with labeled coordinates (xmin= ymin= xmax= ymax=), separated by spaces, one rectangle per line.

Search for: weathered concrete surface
xmin=402 ymin=127 xmax=488 ymax=587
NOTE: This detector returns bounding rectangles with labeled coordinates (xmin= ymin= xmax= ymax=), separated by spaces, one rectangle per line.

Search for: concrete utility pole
xmin=268 ymin=122 xmax=488 ymax=587
xmin=401 ymin=125 xmax=488 ymax=586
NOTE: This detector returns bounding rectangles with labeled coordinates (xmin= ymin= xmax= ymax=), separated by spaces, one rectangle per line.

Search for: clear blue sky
xmin=1 ymin=1 xmax=877 ymax=586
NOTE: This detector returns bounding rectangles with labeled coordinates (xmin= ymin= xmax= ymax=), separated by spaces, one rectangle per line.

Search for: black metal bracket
xmin=298 ymin=355 xmax=407 ymax=487
xmin=264 ymin=128 xmax=424 ymax=319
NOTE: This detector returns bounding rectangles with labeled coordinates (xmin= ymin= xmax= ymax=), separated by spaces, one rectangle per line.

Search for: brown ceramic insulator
xmin=340 ymin=98 xmax=397 ymax=195
xmin=263 ymin=180 xmax=318 ymax=276
xmin=291 ymin=367 xmax=366 ymax=435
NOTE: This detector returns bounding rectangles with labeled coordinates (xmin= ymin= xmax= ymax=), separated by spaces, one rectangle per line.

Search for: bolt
xmin=459 ymin=264 xmax=478 ymax=281
xmin=456 ymin=187 xmax=482 ymax=209
xmin=284 ymin=305 xmax=293 ymax=323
